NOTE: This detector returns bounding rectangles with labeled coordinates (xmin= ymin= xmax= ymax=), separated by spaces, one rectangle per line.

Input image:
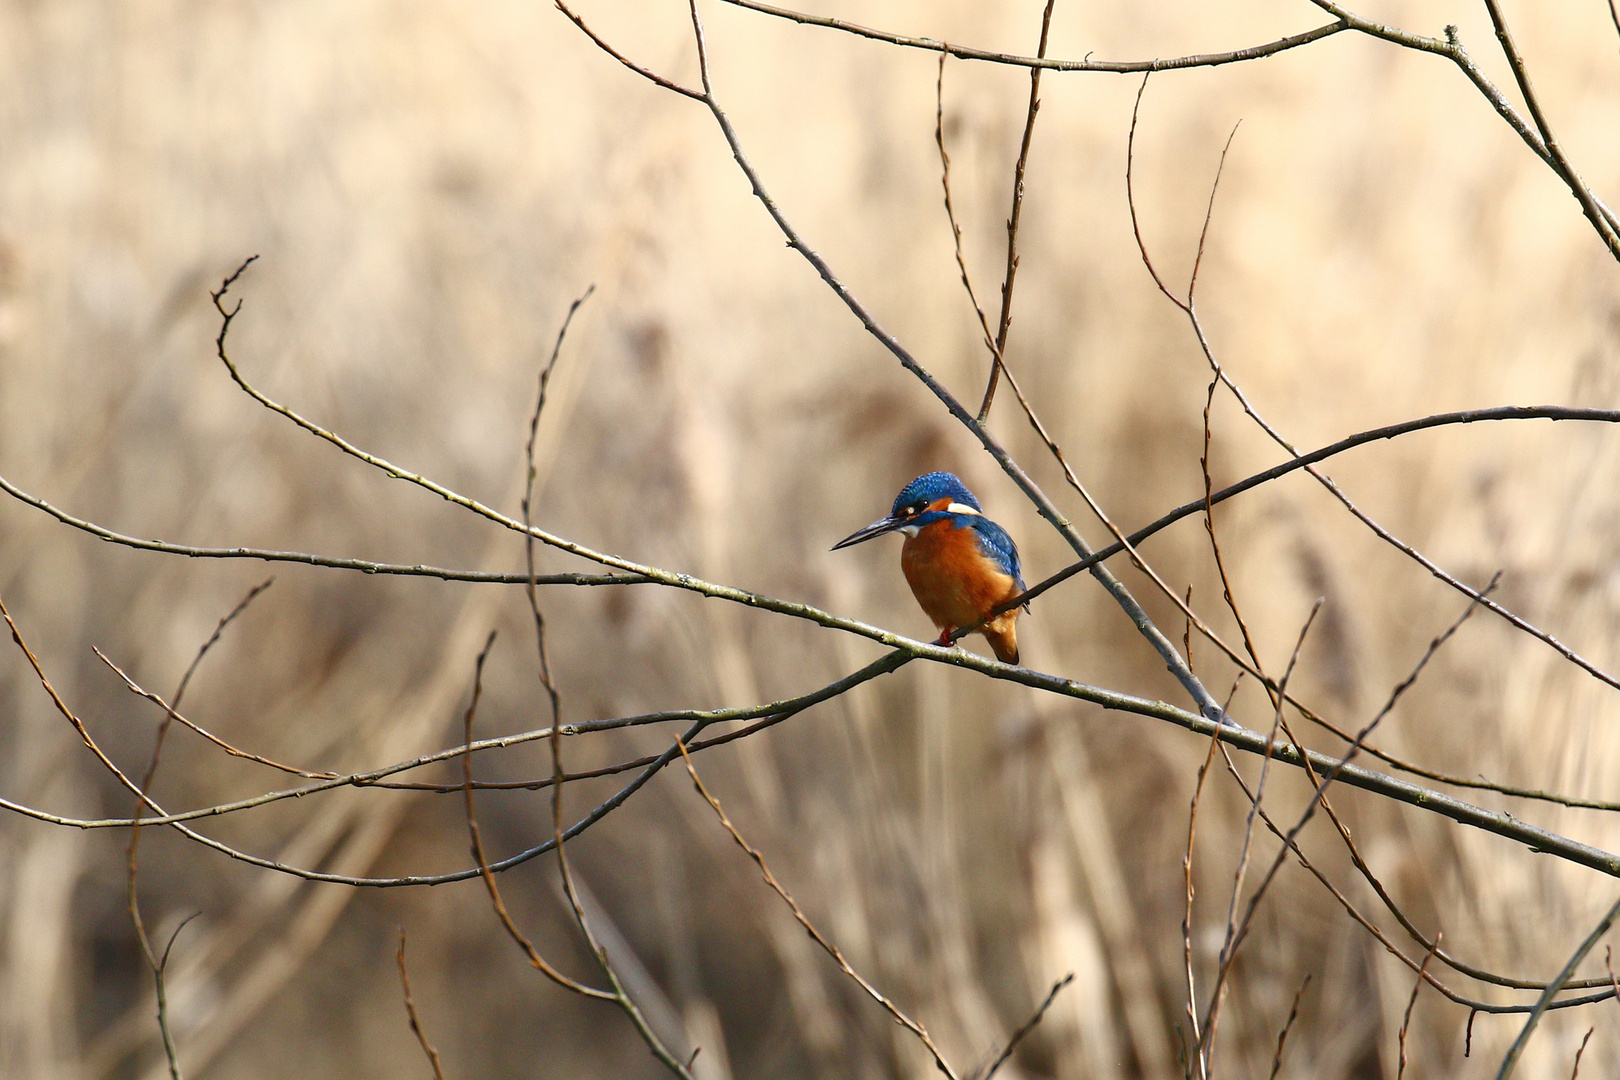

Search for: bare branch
xmin=1571 ymin=1027 xmax=1595 ymax=1080
xmin=1181 ymin=676 xmax=1241 ymax=1079
xmin=1222 ymin=747 xmax=1619 ymax=1014
xmin=935 ymin=52 xmax=1001 ymax=370
xmin=1397 ymin=936 xmax=1439 ymax=1080
xmin=460 ymin=631 xmax=616 ymax=1001
xmin=552 ymin=0 xmax=703 ymax=100
xmin=396 ymin=929 xmax=449 ymax=1080
xmin=1201 ymin=602 xmax=1320 ymax=1065
xmin=718 ymin=0 xmax=1348 ymax=73
xmin=1218 ymin=583 xmax=1497 ymax=986
xmin=1482 ymin=0 xmax=1620 ymax=258
xmin=1268 ymin=974 xmax=1310 ymax=1080
xmin=977 ymin=0 xmax=1057 ymax=422
xmin=979 ymin=974 xmax=1073 ymax=1080
xmin=98 ymin=648 xmax=337 ymax=780
xmin=677 ymin=738 xmax=960 ymax=1079
xmin=125 ymin=578 xmax=271 ymax=1080
xmin=1496 ymin=893 xmax=1620 ymax=1079
xmin=522 ymin=288 xmax=696 ymax=1078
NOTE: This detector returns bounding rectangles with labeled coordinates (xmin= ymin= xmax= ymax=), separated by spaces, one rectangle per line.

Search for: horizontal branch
xmin=10 ymin=406 xmax=1618 ymax=809
xmin=0 ymin=469 xmax=654 ymax=585
xmin=1020 ymin=405 xmax=1620 ymax=609
xmin=15 ymin=630 xmax=1620 ymax=889
xmin=721 ymin=0 xmax=1347 ymax=73
xmin=4 ymin=651 xmax=915 ymax=831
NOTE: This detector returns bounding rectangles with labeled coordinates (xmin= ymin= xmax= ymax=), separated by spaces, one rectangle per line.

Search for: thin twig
xmin=979 ymin=973 xmax=1073 ymax=1080
xmin=526 ymin=285 xmax=694 ymax=1078
xmin=1221 ymin=747 xmax=1618 ymax=1014
xmin=552 ymin=0 xmax=703 ymax=100
xmin=125 ymin=578 xmax=272 ymax=1080
xmin=1301 ymin=730 xmax=1620 ymax=993
xmin=935 ymin=52 xmax=1001 ymax=370
xmin=1124 ymin=69 xmax=1620 ymax=714
xmin=1481 ymin=0 xmax=1620 ymax=258
xmin=1201 ymin=581 xmax=1496 ymax=1049
xmin=459 ymin=631 xmax=615 ymax=1001
xmin=1202 ymin=602 xmax=1320 ymax=1066
xmin=1182 ymin=675 xmax=1242 ymax=1080
xmin=1268 ymin=974 xmax=1310 ymax=1080
xmin=677 ymin=738 xmax=960 ymax=1079
xmin=977 ymin=0 xmax=1057 ymax=422
xmin=396 ymin=929 xmax=448 ymax=1080
xmin=718 ymin=0 xmax=1348 ymax=73
xmin=1496 ymin=893 xmax=1620 ymax=1079
xmin=1570 ymin=1027 xmax=1594 ymax=1080
xmin=1607 ymin=946 xmax=1620 ymax=1010
xmin=99 ymin=648 xmax=336 ymax=779
xmin=1300 ymin=0 xmax=1620 ymax=246
xmin=1398 ymin=935 xmax=1440 ymax=1080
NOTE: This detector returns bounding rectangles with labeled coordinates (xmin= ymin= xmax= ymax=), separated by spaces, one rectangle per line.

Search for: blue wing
xmin=969 ymin=516 xmax=1027 ymax=600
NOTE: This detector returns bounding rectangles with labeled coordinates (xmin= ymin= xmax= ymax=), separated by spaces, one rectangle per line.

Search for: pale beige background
xmin=1 ymin=1 xmax=1619 ymax=1077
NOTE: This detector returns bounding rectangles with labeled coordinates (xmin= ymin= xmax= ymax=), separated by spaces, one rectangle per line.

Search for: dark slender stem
xmin=719 ymin=0 xmax=1348 ymax=73
xmin=977 ymin=0 xmax=1056 ymax=422
xmin=1496 ymin=893 xmax=1620 ymax=1079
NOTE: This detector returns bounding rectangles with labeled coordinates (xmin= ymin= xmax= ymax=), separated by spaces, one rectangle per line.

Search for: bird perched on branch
xmin=833 ymin=471 xmax=1028 ymax=665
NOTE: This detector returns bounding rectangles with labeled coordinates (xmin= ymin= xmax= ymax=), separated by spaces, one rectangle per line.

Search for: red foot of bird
xmin=933 ymin=629 xmax=955 ymax=647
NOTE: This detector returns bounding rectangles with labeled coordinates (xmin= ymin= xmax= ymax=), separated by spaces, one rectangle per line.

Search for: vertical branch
xmin=1397 ymin=936 xmax=1440 ymax=1080
xmin=1267 ymin=974 xmax=1310 ymax=1080
xmin=1215 ymin=600 xmax=1319 ymax=951
xmin=1210 ymin=580 xmax=1497 ymax=1027
xmin=1182 ymin=729 xmax=1221 ymax=1080
xmin=522 ymin=284 xmax=594 ymax=680
xmin=936 ymin=51 xmax=1001 ymax=366
xmin=1181 ymin=675 xmax=1242 ymax=1080
xmin=522 ymin=284 xmax=695 ymax=1078
xmin=1570 ymin=1028 xmax=1595 ymax=1079
xmin=126 ymin=578 xmax=273 ymax=1080
xmin=396 ymin=929 xmax=449 ymax=1080
xmin=978 ymin=0 xmax=1058 ymax=422
xmin=1200 ymin=603 xmax=1319 ymax=1070
xmin=461 ymin=632 xmax=614 ymax=1000
xmin=1606 ymin=946 xmax=1620 ymax=1010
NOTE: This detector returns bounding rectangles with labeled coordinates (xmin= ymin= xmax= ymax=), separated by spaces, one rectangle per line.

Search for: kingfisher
xmin=832 ymin=471 xmax=1028 ymax=665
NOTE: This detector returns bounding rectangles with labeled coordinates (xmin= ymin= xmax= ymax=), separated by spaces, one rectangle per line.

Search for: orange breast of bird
xmin=901 ymin=518 xmax=1023 ymax=663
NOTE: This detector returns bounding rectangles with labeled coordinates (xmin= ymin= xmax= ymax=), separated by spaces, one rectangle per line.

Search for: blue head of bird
xmin=829 ymin=472 xmax=983 ymax=548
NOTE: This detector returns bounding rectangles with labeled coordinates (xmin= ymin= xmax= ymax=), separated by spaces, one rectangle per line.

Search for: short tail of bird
xmin=983 ymin=619 xmax=1019 ymax=665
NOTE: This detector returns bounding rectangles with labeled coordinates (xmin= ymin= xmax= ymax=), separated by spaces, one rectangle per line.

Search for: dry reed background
xmin=2 ymin=0 xmax=1620 ymax=1077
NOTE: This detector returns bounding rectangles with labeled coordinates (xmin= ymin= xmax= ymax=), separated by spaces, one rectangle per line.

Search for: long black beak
xmin=831 ymin=515 xmax=905 ymax=551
